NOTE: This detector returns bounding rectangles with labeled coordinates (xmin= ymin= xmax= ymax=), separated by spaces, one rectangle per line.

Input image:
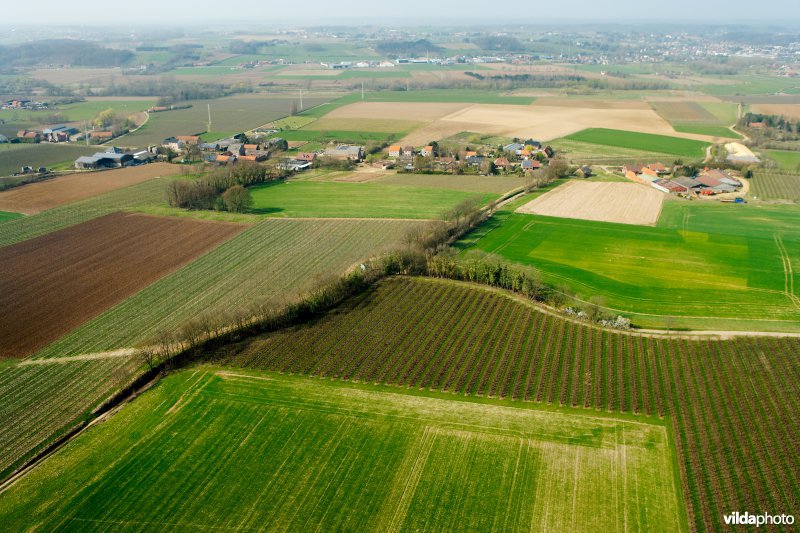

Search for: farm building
xmin=42 ymin=125 xmax=78 ymax=143
xmin=420 ymin=146 xmax=434 ymax=157
xmin=296 ymin=152 xmax=316 ymax=162
xmin=74 ymin=151 xmax=134 ymax=169
xmin=521 ymin=160 xmax=541 ymax=171
xmin=651 ymin=179 xmax=688 ymax=194
xmin=387 ymin=145 xmax=402 ymax=158
xmin=0 ymin=134 xmax=7 ymax=143
xmin=494 ymin=157 xmax=510 ymax=169
xmin=323 ymin=145 xmax=365 ymax=161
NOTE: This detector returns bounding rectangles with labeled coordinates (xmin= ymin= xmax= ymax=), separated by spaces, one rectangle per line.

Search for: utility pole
xmin=207 ymin=104 xmax=212 ymax=133
xmin=406 ymin=78 xmax=410 ymax=92
xmin=299 ymin=88 xmax=304 ymax=110
xmin=361 ymin=81 xmax=365 ymax=100
xmin=83 ymin=120 xmax=89 ymax=146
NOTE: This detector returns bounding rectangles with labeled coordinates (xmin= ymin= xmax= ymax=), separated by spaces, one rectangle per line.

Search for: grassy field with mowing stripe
xmin=458 ymin=199 xmax=800 ymax=331
xmin=565 ymin=128 xmax=710 ymax=159
xmin=218 ymin=276 xmax=800 ymax=533
xmin=249 ymin=180 xmax=497 ymax=219
xmin=0 ymin=369 xmax=682 ymax=532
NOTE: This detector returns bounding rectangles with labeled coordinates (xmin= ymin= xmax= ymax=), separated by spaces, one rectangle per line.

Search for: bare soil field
xmin=516 ymin=180 xmax=665 ymax=226
xmin=399 ymin=103 xmax=718 ymax=146
xmin=529 ymin=98 xmax=651 ymax=109
xmin=725 ymin=142 xmax=758 ymax=159
xmin=326 ymin=102 xmax=472 ymax=122
xmin=303 ymin=117 xmax=423 ymax=133
xmin=0 ymin=163 xmax=180 ymax=215
xmin=750 ymin=103 xmax=800 ymax=119
xmin=650 ymin=101 xmax=719 ymax=122
xmin=0 ymin=212 xmax=245 ymax=358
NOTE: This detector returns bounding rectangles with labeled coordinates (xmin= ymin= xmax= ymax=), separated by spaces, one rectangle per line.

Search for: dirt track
xmin=517 ymin=180 xmax=665 ymax=226
xmin=0 ymin=163 xmax=179 ymax=215
xmin=0 ymin=212 xmax=246 ymax=358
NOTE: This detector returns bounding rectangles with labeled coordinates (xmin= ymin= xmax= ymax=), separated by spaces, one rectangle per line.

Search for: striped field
xmin=219 ymin=276 xmax=800 ymax=533
xmin=0 ymin=369 xmax=682 ymax=532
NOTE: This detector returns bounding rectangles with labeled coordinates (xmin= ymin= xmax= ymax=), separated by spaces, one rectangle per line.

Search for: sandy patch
xmin=725 ymin=142 xmax=757 ymax=159
xmin=517 ymin=181 xmax=665 ymax=226
xmin=326 ymin=102 xmax=472 ymax=122
xmin=288 ymin=141 xmax=308 ymax=149
xmin=400 ymin=103 xmax=719 ymax=146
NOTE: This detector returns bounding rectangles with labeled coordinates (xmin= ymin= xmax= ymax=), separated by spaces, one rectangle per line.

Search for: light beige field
xmin=326 ymin=102 xmax=472 ymax=122
xmin=303 ymin=117 xmax=423 ymax=133
xmin=517 ymin=181 xmax=665 ymax=226
xmin=533 ymin=98 xmax=652 ymax=110
xmin=399 ymin=103 xmax=719 ymax=146
xmin=751 ymin=103 xmax=800 ymax=119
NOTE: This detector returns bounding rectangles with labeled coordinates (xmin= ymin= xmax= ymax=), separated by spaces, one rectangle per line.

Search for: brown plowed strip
xmin=0 ymin=162 xmax=180 ymax=215
xmin=0 ymin=212 xmax=246 ymax=358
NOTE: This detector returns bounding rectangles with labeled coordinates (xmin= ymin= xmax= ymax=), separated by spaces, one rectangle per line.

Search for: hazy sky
xmin=4 ymin=0 xmax=799 ymax=25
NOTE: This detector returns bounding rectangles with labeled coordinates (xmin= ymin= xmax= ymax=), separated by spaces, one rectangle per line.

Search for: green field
xmin=766 ymin=150 xmax=800 ymax=172
xmin=0 ymin=144 xmax=98 ymax=177
xmin=218 ymin=275 xmax=800 ymax=533
xmin=458 ymin=199 xmax=800 ymax=330
xmin=33 ymin=218 xmax=420 ymax=358
xmin=698 ymin=75 xmax=800 ymax=96
xmin=672 ymin=124 xmax=740 ymax=138
xmin=565 ymin=129 xmax=710 ymax=159
xmin=122 ymin=94 xmax=331 ymax=145
xmin=376 ymin=173 xmax=526 ymax=194
xmin=552 ymin=137 xmax=683 ymax=165
xmin=751 ymin=173 xmax=800 ymax=201
xmin=0 ymin=210 xmax=23 ymax=222
xmin=0 ymin=369 xmax=682 ymax=532
xmin=0 ymin=356 xmax=139 ymax=480
xmin=50 ymin=99 xmax=155 ymax=122
xmin=249 ymin=181 xmax=497 ymax=219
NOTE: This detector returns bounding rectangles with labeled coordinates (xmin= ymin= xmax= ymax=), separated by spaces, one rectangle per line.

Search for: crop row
xmin=35 ymin=218 xmax=421 ymax=358
xmin=752 ymin=173 xmax=800 ymax=201
xmin=224 ymin=276 xmax=800 ymax=532
xmin=0 ymin=357 xmax=139 ymax=479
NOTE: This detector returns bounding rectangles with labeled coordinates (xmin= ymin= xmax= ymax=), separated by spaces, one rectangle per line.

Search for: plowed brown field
xmin=0 ymin=162 xmax=179 ymax=215
xmin=0 ymin=212 xmax=246 ymax=358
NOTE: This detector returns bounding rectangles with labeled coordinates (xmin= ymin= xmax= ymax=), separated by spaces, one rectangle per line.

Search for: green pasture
xmin=766 ymin=150 xmax=800 ymax=172
xmin=672 ymin=124 xmax=740 ymax=138
xmin=0 ymin=369 xmax=682 ymax=532
xmin=249 ymin=180 xmax=496 ymax=219
xmin=459 ymin=199 xmax=800 ymax=330
xmin=698 ymin=75 xmax=800 ymax=96
xmin=565 ymin=129 xmax=710 ymax=159
xmin=0 ymin=211 xmax=23 ymax=222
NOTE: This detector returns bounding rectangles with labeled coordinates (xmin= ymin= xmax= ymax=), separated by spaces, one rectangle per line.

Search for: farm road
xmin=21 ymin=348 xmax=138 ymax=365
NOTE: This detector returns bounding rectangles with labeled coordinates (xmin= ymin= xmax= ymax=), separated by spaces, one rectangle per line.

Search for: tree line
xmin=166 ymin=162 xmax=290 ymax=212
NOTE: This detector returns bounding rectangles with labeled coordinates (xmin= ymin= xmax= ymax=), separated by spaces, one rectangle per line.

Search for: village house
xmin=387 ymin=145 xmax=402 ymax=158
xmin=420 ymin=146 xmax=434 ymax=157
xmin=494 ymin=157 xmax=510 ymax=170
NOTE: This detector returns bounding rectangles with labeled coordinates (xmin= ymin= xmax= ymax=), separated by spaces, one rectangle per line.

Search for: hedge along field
xmin=248 ymin=181 xmax=498 ymax=219
xmin=219 ymin=276 xmax=800 ymax=533
xmin=751 ymin=173 xmax=800 ymax=201
xmin=0 ymin=369 xmax=683 ymax=532
xmin=121 ymin=94 xmax=332 ymax=146
xmin=458 ymin=201 xmax=800 ymax=331
xmin=565 ymin=128 xmax=711 ymax=159
xmin=0 ymin=356 xmax=140 ymax=481
xmin=34 ymin=218 xmax=422 ymax=358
